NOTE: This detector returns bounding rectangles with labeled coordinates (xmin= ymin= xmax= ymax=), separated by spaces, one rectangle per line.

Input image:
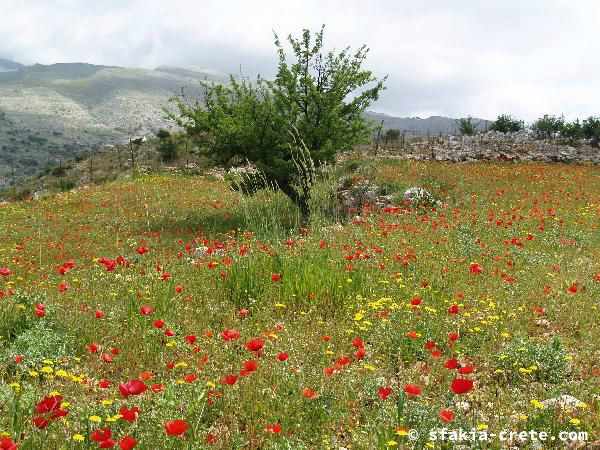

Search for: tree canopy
xmin=167 ymin=25 xmax=386 ymax=219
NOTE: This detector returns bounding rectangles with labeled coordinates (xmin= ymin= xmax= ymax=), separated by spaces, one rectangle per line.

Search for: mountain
xmin=0 ymin=60 xmax=490 ymax=189
xmin=0 ymin=62 xmax=231 ymax=188
xmin=0 ymin=58 xmax=24 ymax=72
xmin=364 ymin=111 xmax=491 ymax=136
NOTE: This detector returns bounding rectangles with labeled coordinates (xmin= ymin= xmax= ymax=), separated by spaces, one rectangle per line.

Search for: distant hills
xmin=0 ymin=58 xmax=489 ymax=188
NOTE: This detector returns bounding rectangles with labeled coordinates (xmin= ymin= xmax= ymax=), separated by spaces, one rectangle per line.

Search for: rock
xmin=541 ymin=395 xmax=583 ymax=409
xmin=402 ymin=187 xmax=441 ymax=207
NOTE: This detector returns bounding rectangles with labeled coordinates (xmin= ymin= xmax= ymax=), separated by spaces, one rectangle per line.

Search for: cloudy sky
xmin=1 ymin=0 xmax=598 ymax=121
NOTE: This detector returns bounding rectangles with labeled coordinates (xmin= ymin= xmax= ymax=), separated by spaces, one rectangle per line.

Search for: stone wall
xmin=383 ymin=131 xmax=600 ymax=164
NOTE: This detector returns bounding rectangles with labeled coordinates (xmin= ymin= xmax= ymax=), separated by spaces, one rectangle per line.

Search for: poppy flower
xmin=140 ymin=305 xmax=153 ymax=315
xmin=448 ymin=332 xmax=459 ymax=341
xmin=165 ymin=419 xmax=188 ymax=436
xmin=151 ymin=383 xmax=164 ymax=393
xmin=223 ymin=375 xmax=238 ymax=385
xmin=448 ymin=304 xmax=460 ymax=314
xmin=568 ymin=284 xmax=579 ymax=293
xmin=450 ymin=378 xmax=474 ymax=394
xmin=458 ymin=366 xmax=474 ymax=375
xmin=91 ymin=428 xmax=112 ymax=442
xmin=243 ymin=360 xmax=259 ymax=372
xmin=404 ymin=384 xmax=421 ymax=396
xmin=33 ymin=417 xmax=51 ymax=429
xmin=378 ymin=387 xmax=392 ymax=400
xmin=35 ymin=395 xmax=63 ymax=414
xmin=153 ymin=320 xmax=165 ymax=328
xmin=88 ymin=342 xmax=99 ymax=354
xmin=59 ymin=282 xmax=70 ymax=292
xmin=410 ymin=298 xmax=422 ymax=306
xmin=0 ymin=437 xmax=18 ymax=450
xmin=276 ymin=352 xmax=289 ymax=361
xmin=245 ymin=338 xmax=265 ymax=352
xmin=117 ymin=436 xmax=137 ymax=450
xmin=119 ymin=406 xmax=141 ymax=422
xmin=184 ymin=373 xmax=198 ymax=383
xmin=266 ymin=423 xmax=282 ymax=434
xmin=439 ymin=409 xmax=455 ymax=422
xmin=407 ymin=330 xmax=419 ymax=339
xmin=302 ymin=388 xmax=318 ymax=399
xmin=136 ymin=246 xmax=149 ymax=255
xmin=352 ymin=337 xmax=364 ymax=348
xmin=354 ymin=348 xmax=366 ymax=359
xmin=99 ymin=379 xmax=110 ymax=388
xmin=118 ymin=379 xmax=148 ymax=398
xmin=469 ymin=263 xmax=484 ymax=274
xmin=220 ymin=329 xmax=240 ymax=341
xmin=0 ymin=267 xmax=10 ymax=276
xmin=271 ymin=273 xmax=281 ymax=282
xmin=184 ymin=335 xmax=197 ymax=345
xmin=444 ymin=359 xmax=459 ymax=369
xmin=239 ymin=309 xmax=249 ymax=316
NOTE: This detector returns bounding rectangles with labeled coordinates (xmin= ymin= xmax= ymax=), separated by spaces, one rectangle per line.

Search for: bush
xmin=532 ymin=114 xmax=565 ymax=140
xmin=490 ymin=114 xmax=524 ymax=133
xmin=560 ymin=119 xmax=584 ymax=144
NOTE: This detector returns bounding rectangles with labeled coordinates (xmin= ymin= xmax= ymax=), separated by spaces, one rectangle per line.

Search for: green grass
xmin=0 ymin=159 xmax=598 ymax=449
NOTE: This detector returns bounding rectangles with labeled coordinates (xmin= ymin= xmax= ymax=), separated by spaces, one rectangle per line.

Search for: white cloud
xmin=0 ymin=0 xmax=599 ymax=120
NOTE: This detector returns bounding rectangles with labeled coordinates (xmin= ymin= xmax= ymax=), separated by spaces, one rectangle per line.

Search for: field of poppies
xmin=0 ymin=159 xmax=598 ymax=449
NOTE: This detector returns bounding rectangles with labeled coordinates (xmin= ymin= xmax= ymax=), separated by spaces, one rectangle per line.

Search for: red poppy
xmin=439 ymin=409 xmax=455 ymax=422
xmin=354 ymin=348 xmax=366 ymax=359
xmin=59 ymin=282 xmax=70 ymax=292
xmin=352 ymin=337 xmax=364 ymax=348
xmin=444 ymin=359 xmax=459 ymax=369
xmin=0 ymin=267 xmax=10 ymax=276
xmin=119 ymin=406 xmax=141 ymax=422
xmin=469 ymin=263 xmax=484 ymax=274
xmin=447 ymin=332 xmax=459 ymax=341
xmin=448 ymin=304 xmax=460 ymax=314
xmin=175 ymin=285 xmax=183 ymax=293
xmin=136 ymin=246 xmax=149 ymax=255
xmin=243 ymin=360 xmax=259 ymax=372
xmin=271 ymin=273 xmax=281 ymax=282
xmin=458 ymin=365 xmax=474 ymax=375
xmin=407 ymin=330 xmax=418 ymax=339
xmin=13 ymin=355 xmax=23 ymax=363
xmin=95 ymin=310 xmax=105 ymax=319
xmin=139 ymin=305 xmax=153 ymax=315
xmin=266 ymin=423 xmax=282 ymax=434
xmin=410 ymin=297 xmax=422 ymax=306
xmin=185 ymin=373 xmax=198 ymax=383
xmin=0 ymin=437 xmax=18 ymax=450
xmin=302 ymin=388 xmax=318 ymax=399
xmin=404 ymin=384 xmax=422 ymax=396
xmin=99 ymin=379 xmax=110 ymax=388
xmin=450 ymin=378 xmax=474 ymax=394
xmin=153 ymin=319 xmax=165 ymax=328
xmin=223 ymin=375 xmax=238 ymax=385
xmin=165 ymin=419 xmax=189 ymax=436
xmin=33 ymin=417 xmax=51 ymax=429
xmin=220 ymin=329 xmax=240 ymax=341
xmin=117 ymin=436 xmax=137 ymax=450
xmin=239 ymin=309 xmax=249 ymax=316
xmin=88 ymin=343 xmax=99 ymax=353
xmin=101 ymin=353 xmax=113 ymax=364
xmin=378 ymin=386 xmax=392 ymax=400
xmin=277 ymin=352 xmax=289 ymax=361
xmin=568 ymin=284 xmax=579 ymax=293
xmin=35 ymin=395 xmax=63 ymax=414
xmin=246 ymin=338 xmax=265 ymax=352
xmin=118 ymin=379 xmax=148 ymax=398
xmin=91 ymin=428 xmax=112 ymax=442
xmin=184 ymin=335 xmax=197 ymax=345
xmin=151 ymin=383 xmax=164 ymax=393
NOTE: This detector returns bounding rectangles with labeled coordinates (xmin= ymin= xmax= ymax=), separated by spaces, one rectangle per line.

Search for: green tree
xmin=560 ymin=119 xmax=584 ymax=145
xmin=167 ymin=26 xmax=386 ymax=220
xmin=490 ymin=114 xmax=524 ymax=133
xmin=531 ymin=114 xmax=565 ymax=140
xmin=454 ymin=116 xmax=481 ymax=136
xmin=582 ymin=116 xmax=600 ymax=140
xmin=384 ymin=128 xmax=400 ymax=145
xmin=156 ymin=129 xmax=177 ymax=162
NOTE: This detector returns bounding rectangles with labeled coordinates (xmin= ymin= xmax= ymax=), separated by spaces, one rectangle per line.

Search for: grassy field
xmin=0 ymin=159 xmax=598 ymax=449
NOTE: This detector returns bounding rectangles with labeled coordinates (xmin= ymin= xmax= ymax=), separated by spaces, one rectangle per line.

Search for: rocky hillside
xmin=0 ymin=61 xmax=229 ymax=188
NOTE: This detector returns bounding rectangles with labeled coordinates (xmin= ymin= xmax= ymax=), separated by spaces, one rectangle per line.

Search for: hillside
xmin=0 ymin=62 xmax=229 ymax=188
xmin=0 ymin=59 xmax=490 ymax=190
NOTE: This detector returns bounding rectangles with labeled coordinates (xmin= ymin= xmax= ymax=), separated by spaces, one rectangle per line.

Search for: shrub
xmin=490 ymin=114 xmax=524 ymax=133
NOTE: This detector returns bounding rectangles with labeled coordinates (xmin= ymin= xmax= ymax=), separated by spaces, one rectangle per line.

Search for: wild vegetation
xmin=0 ymin=158 xmax=598 ymax=449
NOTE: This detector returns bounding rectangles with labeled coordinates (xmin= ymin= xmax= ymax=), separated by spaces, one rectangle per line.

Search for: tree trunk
xmin=279 ymin=182 xmax=310 ymax=223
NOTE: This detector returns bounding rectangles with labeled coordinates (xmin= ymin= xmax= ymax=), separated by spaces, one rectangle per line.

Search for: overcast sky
xmin=1 ymin=0 xmax=598 ymax=121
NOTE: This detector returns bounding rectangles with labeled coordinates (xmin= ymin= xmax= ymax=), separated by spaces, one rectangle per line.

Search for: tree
xmin=582 ymin=116 xmax=600 ymax=140
xmin=531 ymin=114 xmax=565 ymax=140
xmin=490 ymin=114 xmax=524 ymax=133
xmin=167 ymin=26 xmax=386 ymax=220
xmin=560 ymin=119 xmax=584 ymax=145
xmin=156 ymin=129 xmax=177 ymax=161
xmin=454 ymin=116 xmax=481 ymax=136
xmin=384 ymin=128 xmax=400 ymax=145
